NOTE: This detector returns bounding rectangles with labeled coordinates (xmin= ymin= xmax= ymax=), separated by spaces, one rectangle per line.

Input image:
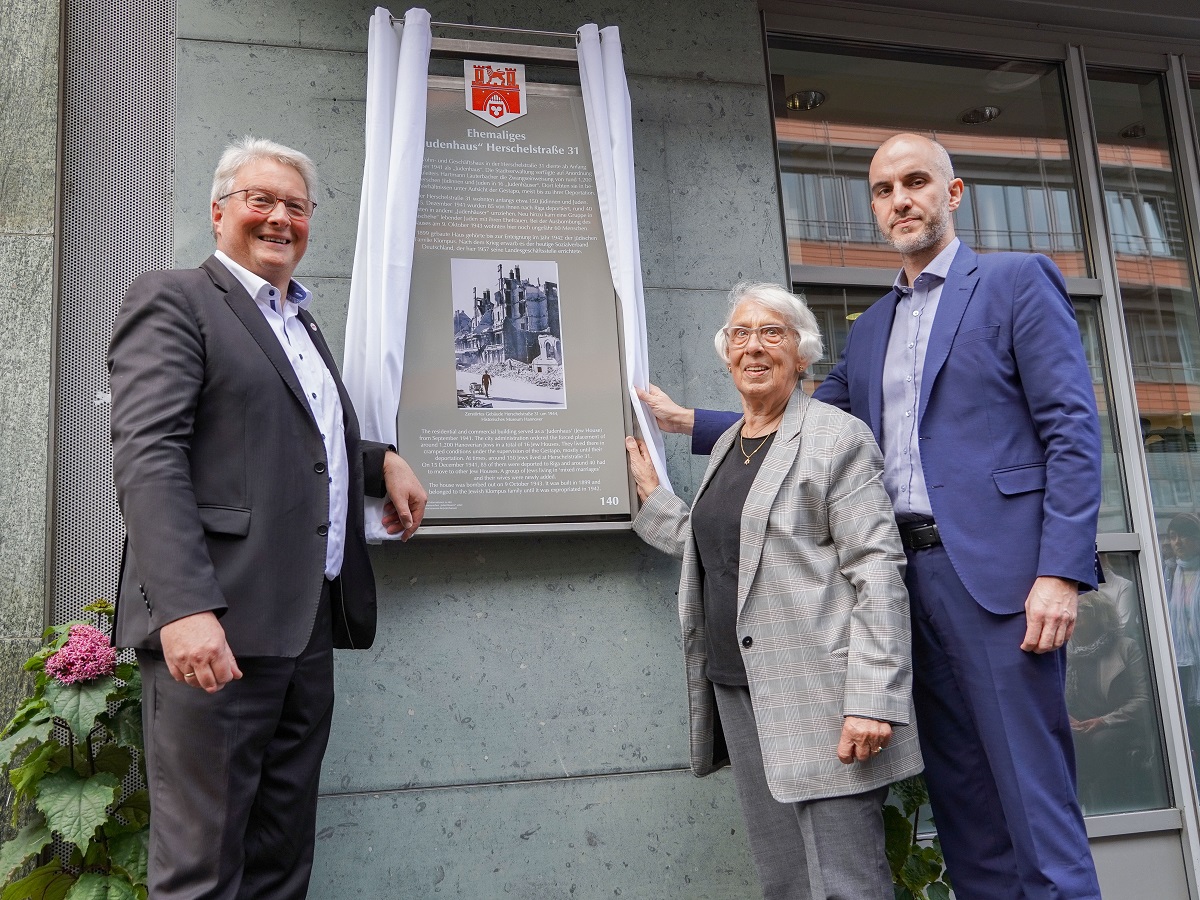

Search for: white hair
xmin=714 ymin=282 xmax=824 ymax=369
xmin=210 ymin=136 xmax=318 ymax=206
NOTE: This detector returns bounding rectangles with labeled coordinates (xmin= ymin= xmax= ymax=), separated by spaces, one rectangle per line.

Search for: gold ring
xmin=184 ymin=672 xmax=195 ymax=678
xmin=873 ymin=746 xmax=882 ymax=754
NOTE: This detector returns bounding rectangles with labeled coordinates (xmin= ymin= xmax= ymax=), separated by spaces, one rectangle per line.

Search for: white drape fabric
xmin=343 ymin=7 xmax=431 ymax=541
xmin=347 ymin=13 xmax=669 ymax=538
xmin=576 ymin=24 xmax=672 ymax=492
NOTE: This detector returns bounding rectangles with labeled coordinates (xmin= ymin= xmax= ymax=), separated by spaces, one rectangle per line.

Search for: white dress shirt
xmin=214 ymin=251 xmax=349 ymax=579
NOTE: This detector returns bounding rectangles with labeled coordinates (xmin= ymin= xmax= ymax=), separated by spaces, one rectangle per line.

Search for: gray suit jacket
xmin=109 ymin=256 xmax=388 ymax=657
xmin=634 ymin=389 xmax=922 ymax=802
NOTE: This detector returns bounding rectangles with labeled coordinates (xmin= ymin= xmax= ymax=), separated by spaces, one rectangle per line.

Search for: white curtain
xmin=346 ymin=12 xmax=670 ymax=539
xmin=576 ymin=24 xmax=672 ymax=493
xmin=343 ymin=6 xmax=431 ymax=541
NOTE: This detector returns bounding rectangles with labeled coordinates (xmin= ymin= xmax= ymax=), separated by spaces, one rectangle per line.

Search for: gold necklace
xmin=738 ymin=430 xmax=774 ymax=465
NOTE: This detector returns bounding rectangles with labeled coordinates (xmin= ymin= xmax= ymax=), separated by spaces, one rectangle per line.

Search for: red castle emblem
xmin=465 ymin=61 xmax=527 ymax=127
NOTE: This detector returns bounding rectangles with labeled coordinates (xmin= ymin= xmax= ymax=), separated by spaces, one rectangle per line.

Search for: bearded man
xmin=641 ymin=133 xmax=1103 ymax=899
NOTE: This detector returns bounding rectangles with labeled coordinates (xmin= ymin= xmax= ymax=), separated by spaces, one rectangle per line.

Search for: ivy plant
xmin=885 ymin=774 xmax=953 ymax=900
xmin=0 ymin=600 xmax=147 ymax=900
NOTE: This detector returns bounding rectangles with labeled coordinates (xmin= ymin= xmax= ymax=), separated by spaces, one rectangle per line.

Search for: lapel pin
xmin=309 ymin=322 xmax=317 ymax=331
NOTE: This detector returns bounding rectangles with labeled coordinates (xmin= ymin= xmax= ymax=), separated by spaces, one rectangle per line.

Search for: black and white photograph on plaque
xmin=451 ymin=258 xmax=566 ymax=410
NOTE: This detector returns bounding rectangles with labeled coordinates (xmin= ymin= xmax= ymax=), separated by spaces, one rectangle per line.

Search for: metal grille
xmin=55 ymin=0 xmax=174 ymax=624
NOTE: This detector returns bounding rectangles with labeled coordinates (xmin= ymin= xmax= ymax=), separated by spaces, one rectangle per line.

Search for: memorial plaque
xmin=396 ymin=73 xmax=633 ymax=533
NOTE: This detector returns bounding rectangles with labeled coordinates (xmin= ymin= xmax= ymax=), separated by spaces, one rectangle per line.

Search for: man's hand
xmin=636 ymin=384 xmax=695 ymax=436
xmin=381 ymin=450 xmax=427 ymax=541
xmin=160 ymin=611 xmax=242 ymax=693
xmin=837 ymin=716 xmax=893 ymax=764
xmin=1072 ymin=716 xmax=1105 ymax=734
xmin=1021 ymin=575 xmax=1079 ymax=653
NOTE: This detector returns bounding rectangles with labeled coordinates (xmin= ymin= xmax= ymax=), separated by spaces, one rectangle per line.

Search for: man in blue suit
xmin=642 ymin=133 xmax=1102 ymax=898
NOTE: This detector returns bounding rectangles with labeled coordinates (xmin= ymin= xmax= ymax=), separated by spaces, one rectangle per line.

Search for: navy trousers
xmin=906 ymin=544 xmax=1101 ymax=899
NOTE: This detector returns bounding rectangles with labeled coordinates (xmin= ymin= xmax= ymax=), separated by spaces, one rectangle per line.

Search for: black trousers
xmin=138 ymin=582 xmax=335 ymax=900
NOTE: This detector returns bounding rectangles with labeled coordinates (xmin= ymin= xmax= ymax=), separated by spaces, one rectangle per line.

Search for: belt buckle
xmin=904 ymin=521 xmax=940 ymax=551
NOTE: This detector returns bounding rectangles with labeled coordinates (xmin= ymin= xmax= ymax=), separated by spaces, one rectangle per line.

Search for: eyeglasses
xmin=723 ymin=324 xmax=792 ymax=347
xmin=219 ymin=188 xmax=317 ymax=219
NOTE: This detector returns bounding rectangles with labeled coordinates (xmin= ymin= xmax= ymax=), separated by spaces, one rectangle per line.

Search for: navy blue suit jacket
xmin=694 ymin=244 xmax=1101 ymax=614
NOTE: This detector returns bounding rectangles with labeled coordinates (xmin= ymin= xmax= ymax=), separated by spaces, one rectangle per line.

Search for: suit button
xmin=741 ymin=636 xmax=753 ymax=648
xmin=317 ymin=524 xmax=329 ymax=536
xmin=315 ymin=462 xmax=326 ymax=474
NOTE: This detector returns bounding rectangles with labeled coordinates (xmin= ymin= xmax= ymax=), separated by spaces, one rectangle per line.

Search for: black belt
xmin=897 ymin=517 xmax=942 ymax=551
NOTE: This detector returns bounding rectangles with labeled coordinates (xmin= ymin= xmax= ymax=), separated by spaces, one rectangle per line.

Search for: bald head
xmin=873 ymin=133 xmax=955 ymax=182
xmin=868 ymin=133 xmax=963 ymax=274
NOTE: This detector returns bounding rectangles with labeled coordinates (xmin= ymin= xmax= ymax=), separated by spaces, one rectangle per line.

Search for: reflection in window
xmin=1106 ymin=190 xmax=1182 ymax=257
xmin=1068 ymin=552 xmax=1170 ymax=815
xmin=1091 ymin=70 xmax=1200 ymax=536
xmin=769 ymin=41 xmax=1088 ymax=276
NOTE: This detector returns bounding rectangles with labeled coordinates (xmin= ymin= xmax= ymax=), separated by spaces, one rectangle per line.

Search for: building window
xmin=770 ymin=37 xmax=1174 ymax=815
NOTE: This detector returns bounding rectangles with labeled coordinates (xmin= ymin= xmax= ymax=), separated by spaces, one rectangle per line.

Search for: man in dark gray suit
xmin=109 ymin=136 xmax=426 ymax=899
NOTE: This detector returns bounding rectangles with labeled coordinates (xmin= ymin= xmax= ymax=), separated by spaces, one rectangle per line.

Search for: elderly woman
xmin=626 ymin=283 xmax=921 ymax=900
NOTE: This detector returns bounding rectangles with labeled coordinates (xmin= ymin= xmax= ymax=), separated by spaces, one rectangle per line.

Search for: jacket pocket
xmin=952 ymin=324 xmax=1000 ymax=347
xmin=198 ymin=505 xmax=251 ymax=536
xmin=992 ymin=463 xmax=1046 ymax=496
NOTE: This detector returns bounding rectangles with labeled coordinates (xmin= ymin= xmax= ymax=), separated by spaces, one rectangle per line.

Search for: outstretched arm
xmin=635 ymin=384 xmax=738 ymax=455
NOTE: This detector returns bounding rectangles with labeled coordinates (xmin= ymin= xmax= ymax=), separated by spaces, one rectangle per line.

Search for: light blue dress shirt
xmin=880 ymin=238 xmax=960 ymax=520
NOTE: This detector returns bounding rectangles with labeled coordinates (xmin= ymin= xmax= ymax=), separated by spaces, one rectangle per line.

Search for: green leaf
xmin=888 ymin=774 xmax=929 ymax=817
xmin=10 ymin=740 xmax=62 ymax=800
xmin=82 ymin=599 xmax=115 ymax=620
xmin=882 ymin=802 xmax=913 ymax=878
xmin=81 ymin=834 xmax=109 ymax=869
xmin=45 ymin=679 xmax=113 ymax=742
xmin=34 ymin=769 xmax=119 ymax=850
xmin=0 ymin=713 xmax=53 ymax=771
xmin=900 ymin=850 xmax=939 ymax=889
xmin=110 ymin=790 xmax=150 ymax=830
xmin=0 ymin=817 xmax=53 ymax=882
xmin=3 ymin=696 xmax=51 ymax=733
xmin=64 ymin=873 xmax=140 ymax=900
xmin=102 ymin=706 xmax=143 ymax=754
xmin=927 ymin=882 xmax=952 ymax=900
xmin=892 ymin=886 xmax=914 ymax=900
xmin=1 ymin=860 xmax=75 ymax=900
xmin=87 ymin=744 xmax=132 ymax=781
xmin=25 ymin=644 xmax=60 ymax=673
xmin=108 ymin=829 xmax=149 ymax=886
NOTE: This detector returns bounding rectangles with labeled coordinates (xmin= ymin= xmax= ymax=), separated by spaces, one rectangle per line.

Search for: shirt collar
xmin=892 ymin=237 xmax=960 ymax=296
xmin=214 ymin=250 xmax=312 ymax=311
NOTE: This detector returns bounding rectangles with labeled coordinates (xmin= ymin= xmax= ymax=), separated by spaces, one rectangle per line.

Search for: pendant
xmin=744 ymin=458 xmax=751 ymax=465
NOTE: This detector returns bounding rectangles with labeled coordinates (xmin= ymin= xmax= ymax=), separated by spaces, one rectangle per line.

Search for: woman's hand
xmin=625 ymin=436 xmax=660 ymax=502
xmin=837 ymin=716 xmax=893 ymax=764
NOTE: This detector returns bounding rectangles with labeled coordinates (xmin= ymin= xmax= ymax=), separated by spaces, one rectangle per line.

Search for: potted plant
xmin=0 ymin=600 xmax=148 ymax=899
xmin=885 ymin=775 xmax=953 ymax=900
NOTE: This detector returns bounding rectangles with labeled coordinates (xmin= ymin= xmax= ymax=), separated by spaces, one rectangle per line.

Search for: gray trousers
xmin=712 ymin=682 xmax=893 ymax=900
xmin=138 ymin=583 xmax=335 ymax=900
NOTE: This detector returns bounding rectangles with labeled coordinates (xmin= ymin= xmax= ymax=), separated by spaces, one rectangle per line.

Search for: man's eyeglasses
xmin=723 ymin=324 xmax=792 ymax=347
xmin=219 ymin=188 xmax=317 ymax=219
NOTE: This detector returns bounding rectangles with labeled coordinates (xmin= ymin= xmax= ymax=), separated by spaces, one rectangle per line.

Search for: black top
xmin=691 ymin=430 xmax=776 ymax=686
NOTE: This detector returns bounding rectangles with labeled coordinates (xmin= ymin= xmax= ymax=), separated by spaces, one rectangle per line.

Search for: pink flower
xmin=45 ymin=625 xmax=118 ymax=685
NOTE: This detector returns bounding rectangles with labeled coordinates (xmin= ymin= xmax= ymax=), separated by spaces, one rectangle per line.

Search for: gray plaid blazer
xmin=634 ymin=388 xmax=923 ymax=802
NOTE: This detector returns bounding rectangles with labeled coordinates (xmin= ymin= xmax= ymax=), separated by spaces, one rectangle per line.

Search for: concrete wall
xmin=0 ymin=0 xmax=59 ymax=821
xmin=173 ymin=0 xmax=786 ymax=895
